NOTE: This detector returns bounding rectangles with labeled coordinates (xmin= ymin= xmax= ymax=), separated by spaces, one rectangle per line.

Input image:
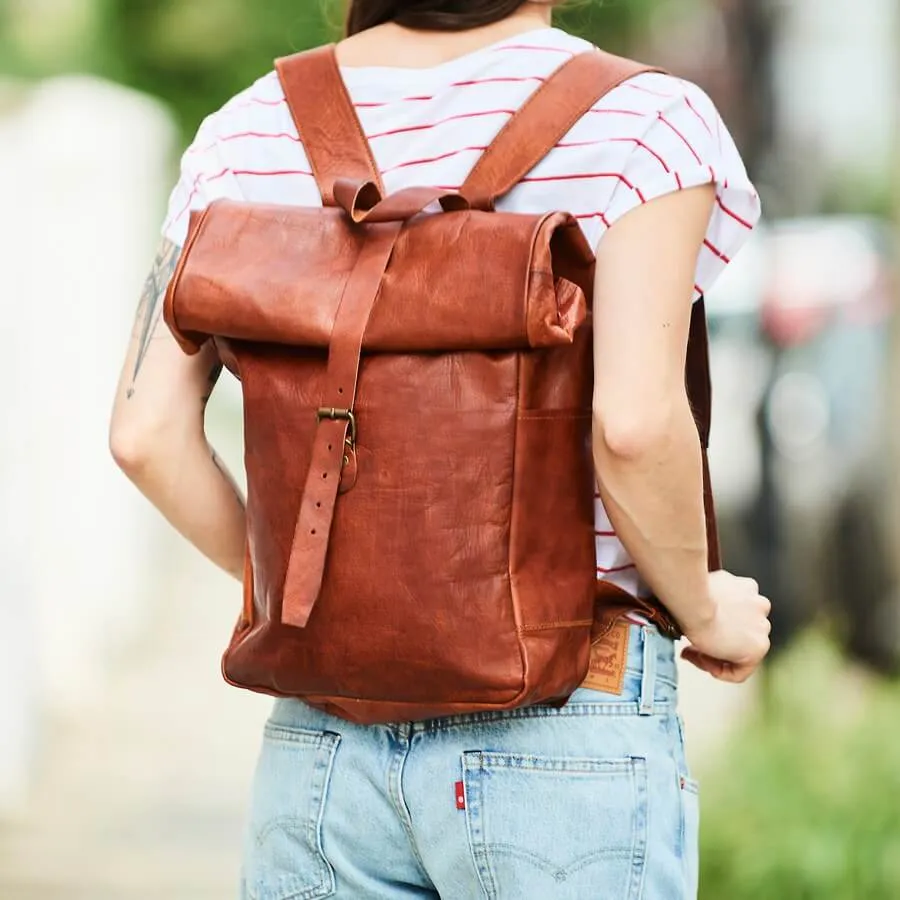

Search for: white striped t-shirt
xmin=162 ymin=26 xmax=761 ymax=603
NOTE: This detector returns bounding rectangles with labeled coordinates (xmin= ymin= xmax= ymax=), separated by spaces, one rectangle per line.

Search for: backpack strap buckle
xmin=282 ymin=223 xmax=401 ymax=629
xmin=317 ymin=407 xmax=357 ymax=448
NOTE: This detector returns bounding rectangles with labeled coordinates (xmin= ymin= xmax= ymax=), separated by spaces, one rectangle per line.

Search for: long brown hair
xmin=346 ymin=1 xmax=564 ymax=36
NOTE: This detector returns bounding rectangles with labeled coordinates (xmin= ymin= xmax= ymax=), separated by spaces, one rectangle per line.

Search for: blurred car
xmin=705 ymin=215 xmax=900 ymax=672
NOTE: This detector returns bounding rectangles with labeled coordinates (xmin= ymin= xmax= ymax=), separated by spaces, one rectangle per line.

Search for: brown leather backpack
xmin=163 ymin=46 xmax=719 ymax=724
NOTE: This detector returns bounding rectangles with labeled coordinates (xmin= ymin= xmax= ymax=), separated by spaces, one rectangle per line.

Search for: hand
xmin=681 ymin=570 xmax=771 ymax=683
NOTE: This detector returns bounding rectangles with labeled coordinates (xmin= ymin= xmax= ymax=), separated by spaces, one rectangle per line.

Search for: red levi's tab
xmin=455 ymin=781 xmax=466 ymax=810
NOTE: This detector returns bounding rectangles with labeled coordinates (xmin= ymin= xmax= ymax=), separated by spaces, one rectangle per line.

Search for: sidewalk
xmin=0 ymin=543 xmax=268 ymax=900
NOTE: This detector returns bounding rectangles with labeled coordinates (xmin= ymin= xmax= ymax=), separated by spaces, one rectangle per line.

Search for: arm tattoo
xmin=127 ymin=239 xmax=181 ymax=398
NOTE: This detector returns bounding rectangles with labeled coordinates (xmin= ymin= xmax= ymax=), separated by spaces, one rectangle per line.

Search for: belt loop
xmin=639 ymin=626 xmax=656 ymax=716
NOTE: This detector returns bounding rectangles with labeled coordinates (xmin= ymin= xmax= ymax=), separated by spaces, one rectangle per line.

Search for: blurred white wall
xmin=0 ymin=76 xmax=177 ymax=814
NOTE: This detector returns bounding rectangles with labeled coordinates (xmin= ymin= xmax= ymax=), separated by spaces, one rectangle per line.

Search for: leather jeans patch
xmin=581 ymin=621 xmax=630 ymax=695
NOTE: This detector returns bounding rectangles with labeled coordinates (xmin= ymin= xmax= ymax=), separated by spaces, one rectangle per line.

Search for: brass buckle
xmin=316 ymin=407 xmax=357 ymax=448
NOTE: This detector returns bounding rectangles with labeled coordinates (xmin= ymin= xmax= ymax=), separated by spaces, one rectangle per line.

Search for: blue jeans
xmin=240 ymin=625 xmax=699 ymax=899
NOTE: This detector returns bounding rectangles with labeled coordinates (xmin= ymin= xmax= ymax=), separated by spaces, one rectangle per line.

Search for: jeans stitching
xmin=462 ymin=752 xmax=650 ymax=899
xmin=386 ymin=732 xmax=433 ymax=883
xmin=481 ymin=842 xmax=635 ymax=872
xmin=463 ymin=753 xmax=498 ymax=900
xmin=679 ymin=774 xmax=700 ymax=896
xmin=476 ymin=753 xmax=637 ymax=774
xmin=263 ymin=724 xmax=341 ymax=747
xmin=309 ymin=739 xmax=339 ymax=899
xmin=247 ymin=732 xmax=340 ymax=900
xmin=419 ymin=700 xmax=675 ymax=734
xmin=627 ymin=756 xmax=649 ymax=900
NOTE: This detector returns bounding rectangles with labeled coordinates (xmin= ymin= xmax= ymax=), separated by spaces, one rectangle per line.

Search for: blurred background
xmin=1 ymin=0 xmax=899 ymax=897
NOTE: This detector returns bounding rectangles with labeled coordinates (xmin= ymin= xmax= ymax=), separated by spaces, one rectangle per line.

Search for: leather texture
xmin=275 ymin=47 xmax=386 ymax=206
xmin=282 ymin=220 xmax=402 ymax=628
xmin=163 ymin=45 xmax=719 ymax=724
xmin=164 ymin=202 xmax=590 ymax=354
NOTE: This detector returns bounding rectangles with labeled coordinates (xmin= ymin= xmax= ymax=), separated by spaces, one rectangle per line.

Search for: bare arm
xmin=592 ymin=186 xmax=716 ymax=632
xmin=109 ymin=238 xmax=246 ymax=581
xmin=592 ymin=186 xmax=771 ymax=681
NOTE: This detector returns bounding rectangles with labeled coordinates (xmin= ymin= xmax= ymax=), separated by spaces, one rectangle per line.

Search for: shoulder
xmin=545 ymin=33 xmax=726 ymax=142
xmin=161 ymin=70 xmax=288 ymax=245
xmin=218 ymin=69 xmax=284 ymax=116
xmin=599 ymin=69 xmax=720 ymax=128
xmin=590 ymin=69 xmax=733 ymax=176
xmin=546 ymin=28 xmax=717 ymax=116
xmin=190 ymin=70 xmax=285 ymax=147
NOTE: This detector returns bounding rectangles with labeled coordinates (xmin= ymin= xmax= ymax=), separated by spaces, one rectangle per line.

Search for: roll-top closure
xmin=164 ymin=198 xmax=594 ymax=357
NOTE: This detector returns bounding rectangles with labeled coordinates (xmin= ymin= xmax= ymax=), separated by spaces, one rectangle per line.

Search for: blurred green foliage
xmin=699 ymin=635 xmax=900 ymax=899
xmin=0 ymin=0 xmax=656 ymax=143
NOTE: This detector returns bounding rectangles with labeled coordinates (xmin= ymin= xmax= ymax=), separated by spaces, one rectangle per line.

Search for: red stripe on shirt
xmin=575 ymin=211 xmax=612 ymax=228
xmin=717 ymin=196 xmax=755 ymax=230
xmin=368 ymin=108 xmax=516 ymax=140
xmin=170 ymin=167 xmax=229 ymax=226
xmin=595 ymin=530 xmax=618 ymax=537
xmin=204 ymin=168 xmax=232 ymax=184
xmin=219 ymin=130 xmax=298 ymax=144
xmin=597 ymin=564 xmax=638 ymax=575
xmin=520 ymin=171 xmax=641 ymax=198
xmin=228 ymin=90 xmax=646 ymax=117
xmin=554 ymin=136 xmax=670 ymax=174
xmin=186 ymin=111 xmax=528 ymax=153
xmin=238 ymin=96 xmax=286 ymax=109
xmin=187 ymin=130 xmax=301 ymax=156
xmin=703 ymin=239 xmax=730 ymax=263
xmin=625 ymin=81 xmax=676 ymax=99
xmin=356 ymin=95 xmax=432 ymax=108
xmin=658 ymin=113 xmax=702 ymax=165
xmin=587 ymin=108 xmax=645 ymax=118
xmin=493 ymin=44 xmax=575 ymax=54
xmin=228 ymin=168 xmax=313 ymax=178
xmin=171 ymin=184 xmax=201 ymax=228
xmin=382 ymin=145 xmax=489 ymax=173
xmin=451 ymin=75 xmax=546 ymax=87
xmin=607 ymin=137 xmax=671 ymax=173
xmin=356 ymin=75 xmax=548 ymax=108
xmin=684 ymin=95 xmax=713 ymax=137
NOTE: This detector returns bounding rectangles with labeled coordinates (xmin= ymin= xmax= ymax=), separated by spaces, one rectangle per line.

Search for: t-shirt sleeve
xmin=160 ymin=113 xmax=243 ymax=247
xmin=601 ymin=77 xmax=762 ymax=300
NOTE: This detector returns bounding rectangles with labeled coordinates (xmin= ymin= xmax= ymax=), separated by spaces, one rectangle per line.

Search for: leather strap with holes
xmin=281 ymin=222 xmax=402 ymax=628
xmin=276 ymin=46 xmax=395 ymax=627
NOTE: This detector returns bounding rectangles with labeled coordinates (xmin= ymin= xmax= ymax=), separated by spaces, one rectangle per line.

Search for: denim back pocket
xmin=462 ymin=751 xmax=648 ymax=900
xmin=242 ymin=725 xmax=340 ymax=900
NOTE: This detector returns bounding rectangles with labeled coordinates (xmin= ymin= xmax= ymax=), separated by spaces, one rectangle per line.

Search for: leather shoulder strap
xmin=689 ymin=297 xmax=721 ymax=570
xmin=461 ymin=49 xmax=663 ymax=210
xmin=275 ymin=46 xmax=385 ymax=206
